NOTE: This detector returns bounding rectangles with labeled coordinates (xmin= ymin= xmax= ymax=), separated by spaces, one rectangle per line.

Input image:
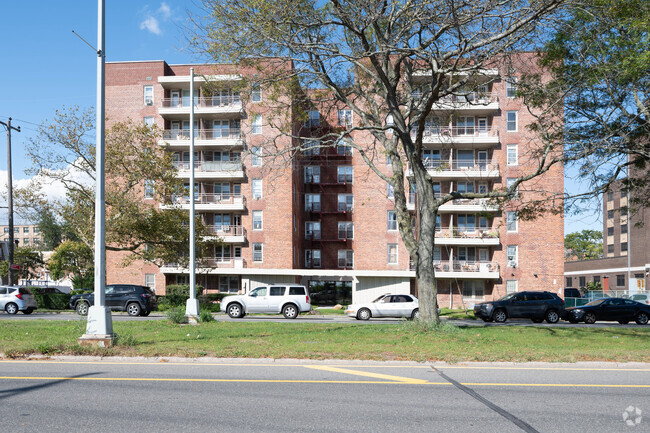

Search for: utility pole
xmin=0 ymin=118 xmax=20 ymax=285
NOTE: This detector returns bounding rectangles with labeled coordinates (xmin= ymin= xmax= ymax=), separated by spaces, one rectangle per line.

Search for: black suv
xmin=474 ymin=291 xmax=565 ymax=323
xmin=70 ymin=285 xmax=157 ymax=317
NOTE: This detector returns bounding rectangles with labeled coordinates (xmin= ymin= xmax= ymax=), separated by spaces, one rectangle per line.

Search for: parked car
xmin=629 ymin=293 xmax=650 ymax=305
xmin=221 ymin=284 xmax=311 ymax=319
xmin=563 ymin=288 xmax=583 ymax=298
xmin=563 ymin=298 xmax=650 ymax=325
xmin=69 ymin=284 xmax=157 ymax=316
xmin=473 ymin=291 xmax=565 ymax=323
xmin=0 ymin=286 xmax=38 ymax=314
xmin=346 ymin=294 xmax=419 ymax=320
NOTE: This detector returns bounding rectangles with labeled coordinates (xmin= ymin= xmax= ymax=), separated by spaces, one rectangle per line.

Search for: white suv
xmin=1 ymin=286 xmax=38 ymax=314
xmin=222 ymin=285 xmax=311 ymax=319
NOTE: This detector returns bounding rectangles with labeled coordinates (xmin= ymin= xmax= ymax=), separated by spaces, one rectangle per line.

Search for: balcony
xmin=434 ymin=227 xmax=500 ymax=246
xmin=431 ymin=92 xmax=499 ymax=112
xmin=409 ymin=159 xmax=500 ymax=179
xmin=407 ymin=196 xmax=499 ymax=213
xmin=159 ymin=96 xmax=243 ymax=117
xmin=409 ymin=260 xmax=500 ymax=279
xmin=205 ymin=225 xmax=246 ymax=243
xmin=419 ymin=126 xmax=499 ymax=147
xmin=160 ymin=257 xmax=246 ymax=273
xmin=161 ymin=193 xmax=246 ymax=211
xmin=172 ymin=160 xmax=244 ymax=180
xmin=161 ymin=128 xmax=243 ymax=149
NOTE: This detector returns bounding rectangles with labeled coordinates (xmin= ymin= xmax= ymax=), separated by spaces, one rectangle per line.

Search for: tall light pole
xmin=0 ymin=118 xmax=20 ymax=285
xmin=80 ymin=0 xmax=113 ymax=345
xmin=186 ymin=68 xmax=200 ymax=319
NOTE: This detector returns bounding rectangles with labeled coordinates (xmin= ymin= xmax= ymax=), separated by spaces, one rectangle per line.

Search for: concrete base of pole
xmin=84 ymin=305 xmax=114 ymax=336
xmin=78 ymin=334 xmax=115 ymax=347
xmin=185 ymin=298 xmax=200 ymax=318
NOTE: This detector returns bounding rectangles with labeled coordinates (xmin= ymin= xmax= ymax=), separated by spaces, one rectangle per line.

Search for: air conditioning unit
xmin=508 ymin=260 xmax=518 ymax=268
xmin=145 ymin=98 xmax=154 ymax=106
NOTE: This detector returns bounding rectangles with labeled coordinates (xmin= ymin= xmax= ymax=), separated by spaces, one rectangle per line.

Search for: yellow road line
xmin=304 ymin=365 xmax=428 ymax=384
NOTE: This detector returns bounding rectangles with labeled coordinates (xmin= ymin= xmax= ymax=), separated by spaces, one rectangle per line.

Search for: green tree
xmin=47 ymin=241 xmax=94 ymax=290
xmin=564 ymin=229 xmax=603 ymax=260
xmin=0 ymin=246 xmax=44 ymax=285
xmin=22 ymin=107 xmax=213 ymax=267
xmin=190 ymin=0 xmax=567 ymax=323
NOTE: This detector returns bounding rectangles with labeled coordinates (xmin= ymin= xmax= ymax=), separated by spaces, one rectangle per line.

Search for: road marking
xmin=304 ymin=365 xmax=428 ymax=384
xmin=0 ymin=376 xmax=648 ymax=388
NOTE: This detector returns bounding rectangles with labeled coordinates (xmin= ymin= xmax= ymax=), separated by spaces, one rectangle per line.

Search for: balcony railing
xmin=421 ymin=159 xmax=498 ymax=172
xmin=434 ymin=92 xmax=499 ymax=106
xmin=173 ymin=192 xmax=245 ymax=205
xmin=420 ymin=125 xmax=498 ymax=138
xmin=173 ymin=160 xmax=243 ymax=172
xmin=435 ymin=227 xmax=499 ymax=239
xmin=161 ymin=95 xmax=242 ymax=109
xmin=162 ymin=128 xmax=241 ymax=141
xmin=164 ymin=257 xmax=246 ymax=269
xmin=205 ymin=225 xmax=246 ymax=237
xmin=409 ymin=260 xmax=500 ymax=273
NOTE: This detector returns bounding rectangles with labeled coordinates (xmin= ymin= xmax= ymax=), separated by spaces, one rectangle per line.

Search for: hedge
xmin=27 ymin=287 xmax=71 ymax=310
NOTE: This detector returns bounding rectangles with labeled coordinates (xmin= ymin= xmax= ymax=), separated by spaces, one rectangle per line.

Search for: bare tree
xmin=188 ymin=0 xmax=567 ymax=323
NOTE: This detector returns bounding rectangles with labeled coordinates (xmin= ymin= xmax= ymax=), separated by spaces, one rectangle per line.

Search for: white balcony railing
xmin=161 ymin=95 xmax=242 ymax=109
xmin=162 ymin=128 xmax=241 ymax=141
xmin=205 ymin=225 xmax=246 ymax=237
xmin=409 ymin=260 xmax=500 ymax=274
xmin=420 ymin=125 xmax=498 ymax=138
xmin=173 ymin=192 xmax=245 ymax=205
xmin=421 ymin=159 xmax=498 ymax=172
xmin=434 ymin=227 xmax=499 ymax=240
xmin=173 ymin=160 xmax=243 ymax=172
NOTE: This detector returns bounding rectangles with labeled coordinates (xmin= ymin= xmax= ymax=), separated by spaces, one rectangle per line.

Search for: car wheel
xmin=22 ymin=308 xmax=34 ymax=315
xmin=5 ymin=303 xmax=18 ymax=315
xmin=635 ymin=312 xmax=649 ymax=325
xmin=584 ymin=312 xmax=597 ymax=324
xmin=493 ymin=309 xmax=507 ymax=323
xmin=545 ymin=310 xmax=560 ymax=324
xmin=76 ymin=302 xmax=89 ymax=316
xmin=618 ymin=320 xmax=629 ymax=325
xmin=227 ymin=303 xmax=243 ymax=319
xmin=140 ymin=310 xmax=151 ymax=317
xmin=411 ymin=309 xmax=419 ymax=320
xmin=127 ymin=302 xmax=141 ymax=317
xmin=282 ymin=304 xmax=299 ymax=319
xmin=357 ymin=308 xmax=371 ymax=321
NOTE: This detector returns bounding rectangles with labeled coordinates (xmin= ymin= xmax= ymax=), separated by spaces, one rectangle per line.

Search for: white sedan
xmin=346 ymin=294 xmax=419 ymax=320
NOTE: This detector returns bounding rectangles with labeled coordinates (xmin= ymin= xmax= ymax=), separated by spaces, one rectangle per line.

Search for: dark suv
xmin=474 ymin=291 xmax=565 ymax=323
xmin=70 ymin=285 xmax=157 ymax=317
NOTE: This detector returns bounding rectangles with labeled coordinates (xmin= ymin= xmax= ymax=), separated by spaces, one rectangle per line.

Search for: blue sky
xmin=0 ymin=1 xmax=602 ymax=234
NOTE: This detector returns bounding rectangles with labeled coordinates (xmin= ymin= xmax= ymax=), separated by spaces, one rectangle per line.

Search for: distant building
xmin=0 ymin=224 xmax=42 ymax=248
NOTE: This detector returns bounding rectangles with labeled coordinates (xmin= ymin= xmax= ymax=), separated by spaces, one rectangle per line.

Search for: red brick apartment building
xmin=104 ymin=59 xmax=564 ymax=307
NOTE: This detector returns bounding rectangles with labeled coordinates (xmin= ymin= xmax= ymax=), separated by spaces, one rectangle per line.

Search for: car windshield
xmin=584 ymin=299 xmax=606 ymax=306
xmin=498 ymin=293 xmax=518 ymax=301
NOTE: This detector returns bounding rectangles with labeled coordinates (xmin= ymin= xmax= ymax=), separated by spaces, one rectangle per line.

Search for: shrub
xmin=164 ymin=285 xmax=205 ymax=306
xmin=27 ymin=288 xmax=71 ymax=310
xmin=199 ymin=310 xmax=214 ymax=323
xmin=166 ymin=307 xmax=187 ymax=324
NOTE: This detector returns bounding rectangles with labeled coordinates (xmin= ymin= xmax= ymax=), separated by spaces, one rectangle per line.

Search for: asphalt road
xmin=0 ymin=359 xmax=647 ymax=432
xmin=0 ymin=310 xmax=647 ymax=328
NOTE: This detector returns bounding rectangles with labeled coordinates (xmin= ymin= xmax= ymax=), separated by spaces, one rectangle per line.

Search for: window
xmin=386 ymin=113 xmax=394 ymax=126
xmin=506 ymin=211 xmax=518 ymax=232
xmin=578 ymin=276 xmax=586 ymax=287
xmin=302 ymin=140 xmax=320 ymax=155
xmin=144 ymin=116 xmax=154 ymax=127
xmin=338 ymin=194 xmax=353 ymax=212
xmin=506 ymin=111 xmax=517 ymax=131
xmin=566 ymin=277 xmax=572 ymax=287
xmin=593 ymin=276 xmax=601 ymax=284
xmin=145 ymin=274 xmax=155 ymax=291
xmin=462 ymin=281 xmax=485 ymax=299
xmin=306 ymin=194 xmax=321 ymax=211
xmin=336 ymin=138 xmax=353 ymax=155
xmin=387 ymin=244 xmax=398 ymax=264
xmin=215 ymin=245 xmax=232 ymax=261
xmin=3 ymin=228 xmax=7 ymax=233
xmin=252 ymin=211 xmax=263 ymax=230
xmin=337 ymin=166 xmax=353 ymax=183
xmin=251 ymin=146 xmax=262 ymax=167
xmin=305 ymin=166 xmax=321 ymax=183
xmin=387 ymin=211 xmax=397 ymax=231
xmin=616 ymin=274 xmax=625 ymax=287
xmin=305 ymin=250 xmax=321 ymax=268
xmin=507 ymin=245 xmax=518 ymax=266
xmin=338 ymin=250 xmax=353 ymax=268
xmin=252 ymin=179 xmax=262 ymax=199
xmin=506 ymin=280 xmax=518 ymax=294
xmin=23 ymin=227 xmax=29 ymax=233
xmin=457 ymin=214 xmax=476 ymax=232
xmin=607 ymin=190 xmax=614 ymax=201
xmin=144 ymin=180 xmax=155 ymax=199
xmin=506 ymin=77 xmax=518 ymax=98
xmin=620 ymin=223 xmax=627 ymax=234
xmin=305 ymin=221 xmax=321 ymax=239
xmin=253 ymin=243 xmax=263 ymax=262
xmin=607 ymin=244 xmax=614 ymax=254
xmin=387 ymin=183 xmax=394 ymax=198
xmin=507 ymin=144 xmax=518 ymax=165
xmin=219 ymin=276 xmax=240 ymax=293
xmin=507 ymin=178 xmax=518 ymax=197
xmin=621 ymin=242 xmax=628 ymax=252
xmin=251 ymin=114 xmax=262 ymax=134
xmin=213 ymin=120 xmax=230 ymax=138
xmin=607 ymin=210 xmax=614 ymax=219
xmin=338 ymin=109 xmax=353 ymax=127
xmin=269 ymin=286 xmax=285 ymax=296
xmin=338 ymin=222 xmax=354 ymax=239
xmin=34 ymin=238 xmax=40 ymax=244
xmin=251 ymin=82 xmax=261 ymax=102
xmin=607 ymin=227 xmax=614 ymax=236
xmin=23 ymin=238 xmax=30 ymax=245
xmin=305 ymin=110 xmax=320 ymax=127
xmin=34 ymin=227 xmax=40 ymax=234
xmin=144 ymin=85 xmax=154 ymax=105
xmin=14 ymin=228 xmax=19 ymax=233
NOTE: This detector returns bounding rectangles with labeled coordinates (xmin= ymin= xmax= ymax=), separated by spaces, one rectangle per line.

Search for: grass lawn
xmin=1 ymin=318 xmax=648 ymax=363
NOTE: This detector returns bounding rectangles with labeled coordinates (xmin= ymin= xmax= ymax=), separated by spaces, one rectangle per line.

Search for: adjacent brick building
xmin=105 ymin=59 xmax=564 ymax=306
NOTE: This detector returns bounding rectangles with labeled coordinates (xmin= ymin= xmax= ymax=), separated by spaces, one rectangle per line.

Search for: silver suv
xmin=0 ymin=286 xmax=38 ymax=314
xmin=221 ymin=285 xmax=311 ymax=319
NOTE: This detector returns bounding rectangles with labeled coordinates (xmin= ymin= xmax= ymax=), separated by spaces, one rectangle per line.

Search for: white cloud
xmin=158 ymin=2 xmax=171 ymax=20
xmin=140 ymin=16 xmax=162 ymax=35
